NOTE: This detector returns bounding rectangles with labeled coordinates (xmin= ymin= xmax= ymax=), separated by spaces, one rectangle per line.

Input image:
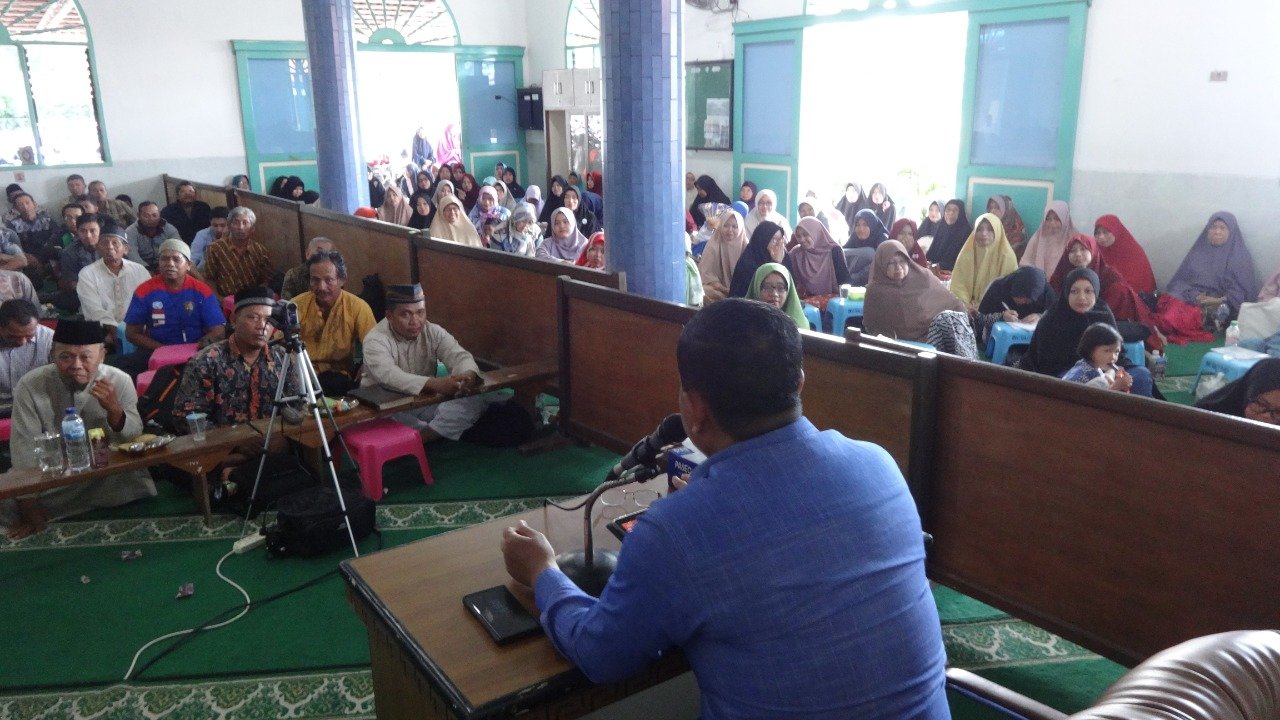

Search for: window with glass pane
xmin=565 ymin=0 xmax=600 ymax=68
xmin=24 ymin=44 xmax=102 ymax=164
xmin=969 ymin=18 xmax=1068 ymax=168
xmin=0 ymin=45 xmax=37 ymax=166
xmin=246 ymin=57 xmax=316 ymax=156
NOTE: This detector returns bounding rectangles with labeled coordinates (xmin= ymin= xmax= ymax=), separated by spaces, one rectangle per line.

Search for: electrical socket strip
xmin=233 ymin=534 xmax=266 ymax=554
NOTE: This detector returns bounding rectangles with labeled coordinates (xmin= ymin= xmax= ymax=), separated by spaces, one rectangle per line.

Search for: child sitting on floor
xmin=1061 ymin=322 xmax=1133 ymax=392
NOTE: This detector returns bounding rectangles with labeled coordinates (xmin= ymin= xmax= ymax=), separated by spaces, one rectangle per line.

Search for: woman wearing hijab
xmin=730 ymin=221 xmax=788 ymax=299
xmin=977 ymin=266 xmax=1056 ymax=353
xmin=699 ymin=208 xmax=750 ymax=304
xmin=567 ymin=171 xmax=585 ymax=195
xmin=457 ymin=173 xmax=481 ymax=213
xmin=524 ymin=185 xmax=544 ymax=218
xmin=689 ymin=175 xmax=733 ymax=227
xmin=431 ymin=179 xmax=456 ymax=211
xmin=377 ymin=183 xmax=413 ymax=226
xmin=1092 ymin=215 xmax=1157 ymax=295
xmin=744 ymin=188 xmax=792 ymax=236
xmin=497 ymin=203 xmax=542 ymax=257
xmin=865 ymin=240 xmax=968 ymax=344
xmin=575 ymin=231 xmax=606 ymax=269
xmin=867 ymin=182 xmax=896 ymax=228
xmin=747 ymin=262 xmax=808 ymax=330
xmin=797 ymin=194 xmax=850 ymax=245
xmin=493 ymin=180 xmax=518 ymax=212
xmin=502 ymin=167 xmax=524 ymax=200
xmin=428 ymin=195 xmax=483 ymax=247
xmin=537 ymin=207 xmax=590 ymax=263
xmin=407 ymin=190 xmax=435 ymax=230
xmin=581 ymin=173 xmax=605 ymax=224
xmin=788 ymin=217 xmax=851 ymax=300
xmin=835 ymin=183 xmax=870 ymax=231
xmin=986 ymin=195 xmax=1028 ymax=258
xmin=1020 ymin=267 xmax=1154 ymax=397
xmin=1195 ymin=358 xmax=1280 ymax=425
xmin=469 ymin=185 xmax=510 ymax=236
xmin=1020 ymin=200 xmax=1080 ymax=276
xmin=949 ymin=213 xmax=1019 ymax=313
xmin=739 ymin=180 xmax=758 ymax=211
xmin=889 ymin=218 xmax=929 ymax=268
xmin=925 ymin=199 xmax=971 ymax=272
xmin=1049 ymin=233 xmax=1164 ymax=351
xmin=538 ymin=175 xmax=568 ymax=226
xmin=1165 ymin=211 xmax=1258 ymax=317
xmin=230 ymin=174 xmax=251 ymax=191
xmin=918 ymin=201 xmax=943 ymax=240
xmin=559 ymin=186 xmax=599 ymax=238
xmin=844 ymin=208 xmax=890 ymax=285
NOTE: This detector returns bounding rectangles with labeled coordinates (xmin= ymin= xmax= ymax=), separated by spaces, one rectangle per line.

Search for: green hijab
xmin=748 ymin=262 xmax=808 ymax=329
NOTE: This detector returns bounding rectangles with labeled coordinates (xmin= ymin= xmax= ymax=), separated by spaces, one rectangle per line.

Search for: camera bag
xmin=265 ymin=486 xmax=376 ymax=558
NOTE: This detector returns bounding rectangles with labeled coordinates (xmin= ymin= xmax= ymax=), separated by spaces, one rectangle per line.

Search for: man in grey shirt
xmin=0 ymin=299 xmax=53 ymax=418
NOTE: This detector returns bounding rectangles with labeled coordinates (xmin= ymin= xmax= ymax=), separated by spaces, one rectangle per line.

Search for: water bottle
xmin=62 ymin=407 xmax=91 ymax=473
xmin=1214 ymin=303 xmax=1230 ymax=332
xmin=1152 ymin=351 xmax=1167 ymax=380
xmin=1225 ymin=320 xmax=1240 ymax=347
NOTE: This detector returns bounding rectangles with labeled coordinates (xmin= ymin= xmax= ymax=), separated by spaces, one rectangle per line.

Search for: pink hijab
xmin=787 ymin=217 xmax=841 ymax=296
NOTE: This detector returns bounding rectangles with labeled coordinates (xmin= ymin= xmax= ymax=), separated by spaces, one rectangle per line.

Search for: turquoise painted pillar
xmin=302 ymin=0 xmax=368 ymax=212
xmin=600 ymin=0 xmax=685 ymax=303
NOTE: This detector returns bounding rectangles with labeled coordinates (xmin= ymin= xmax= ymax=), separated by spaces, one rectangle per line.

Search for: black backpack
xmin=264 ymin=486 xmax=376 ymax=558
xmin=137 ymin=363 xmax=186 ymax=434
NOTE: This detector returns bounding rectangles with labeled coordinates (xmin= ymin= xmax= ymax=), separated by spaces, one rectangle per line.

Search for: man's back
xmin=539 ymin=419 xmax=949 ymax=720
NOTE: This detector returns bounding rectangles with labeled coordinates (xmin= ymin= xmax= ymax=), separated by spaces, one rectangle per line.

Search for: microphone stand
xmin=555 ymin=464 xmax=662 ymax=597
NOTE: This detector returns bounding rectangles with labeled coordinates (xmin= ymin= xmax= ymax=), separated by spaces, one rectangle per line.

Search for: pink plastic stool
xmin=149 ymin=343 xmax=199 ymax=370
xmin=338 ymin=418 xmax=433 ymax=501
xmin=136 ymin=370 xmax=157 ymax=395
xmin=0 ymin=418 xmax=10 ymax=442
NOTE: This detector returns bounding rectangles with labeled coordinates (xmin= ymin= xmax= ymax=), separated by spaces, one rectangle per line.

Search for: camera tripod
xmin=241 ymin=332 xmax=361 ymax=556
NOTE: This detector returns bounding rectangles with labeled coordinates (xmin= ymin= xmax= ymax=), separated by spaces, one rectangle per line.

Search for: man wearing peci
xmin=502 ymin=298 xmax=948 ymax=719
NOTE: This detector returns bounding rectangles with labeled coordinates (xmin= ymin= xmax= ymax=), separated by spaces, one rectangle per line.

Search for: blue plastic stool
xmin=987 ymin=322 xmax=1034 ymax=365
xmin=825 ymin=297 xmax=864 ymax=336
xmin=1191 ymin=347 xmax=1267 ymax=394
xmin=802 ymin=303 xmax=821 ymax=332
xmin=1123 ymin=340 xmax=1145 ymax=366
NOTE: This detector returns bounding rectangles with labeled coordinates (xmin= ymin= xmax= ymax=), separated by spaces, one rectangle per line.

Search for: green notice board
xmin=686 ymin=61 xmax=733 ymax=151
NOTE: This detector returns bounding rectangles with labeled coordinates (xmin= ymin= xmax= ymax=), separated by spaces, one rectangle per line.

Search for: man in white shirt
xmin=77 ymin=222 xmax=150 ymax=353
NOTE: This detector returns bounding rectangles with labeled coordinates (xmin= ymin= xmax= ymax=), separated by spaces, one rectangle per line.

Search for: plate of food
xmin=114 ymin=434 xmax=177 ymax=455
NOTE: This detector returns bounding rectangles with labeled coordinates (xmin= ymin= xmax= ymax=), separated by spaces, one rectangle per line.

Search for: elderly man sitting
xmin=202 ymin=207 xmax=272 ymax=299
xmin=2 ymin=320 xmax=155 ymax=539
xmin=281 ymin=236 xmax=336 ymax=300
xmin=292 ymin=250 xmax=375 ymax=396
xmin=77 ymin=221 xmax=150 ymax=353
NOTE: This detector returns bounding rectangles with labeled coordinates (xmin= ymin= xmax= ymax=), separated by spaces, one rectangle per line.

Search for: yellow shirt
xmin=292 ymin=290 xmax=376 ymax=377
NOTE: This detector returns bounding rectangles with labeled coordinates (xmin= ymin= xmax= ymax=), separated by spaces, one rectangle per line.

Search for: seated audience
xmin=496 ymin=204 xmax=541 ymax=256
xmin=119 ymin=239 xmax=225 ymax=376
xmin=987 ymin=195 xmax=1028 ymax=258
xmin=429 ymin=195 xmax=484 ymax=248
xmin=503 ymin=167 xmax=526 ymax=202
xmin=1165 ymin=211 xmax=1258 ymax=318
xmin=788 ymin=217 xmax=850 ymax=300
xmin=559 ymin=186 xmax=599 ymax=238
xmin=523 ymin=185 xmax=544 ymax=218
xmin=61 ymin=174 xmax=87 ymax=209
xmin=688 ymin=174 xmax=732 ymax=227
xmin=407 ymin=190 xmax=435 ymax=230
xmin=918 ymin=200 xmax=943 ymax=241
xmin=1092 ymin=214 xmax=1157 ymax=295
xmin=865 ymin=240 xmax=968 ymax=345
xmin=500 ymin=298 xmax=949 ymax=720
xmin=282 ymin=237 xmax=337 ymax=301
xmin=0 ymin=299 xmax=53 ymax=418
xmin=0 ymin=267 xmax=37 ymax=306
xmin=1061 ymin=322 xmax=1134 ymax=392
xmin=976 ymin=266 xmax=1055 ymax=351
xmin=203 ymin=207 xmax=272 ymax=298
xmin=189 ymin=206 xmax=229 ymax=267
xmin=3 ymin=320 xmax=156 ymax=539
xmin=797 ymin=191 xmax=850 ymax=244
xmin=738 ymin=180 xmax=757 ymax=210
xmin=292 ymin=251 xmax=376 ymax=396
xmin=470 ymin=186 xmax=511 ymax=236
xmin=835 ymin=182 xmax=870 ymax=232
xmin=699 ymin=208 xmax=749 ymax=304
xmin=1195 ymin=358 xmax=1280 ymax=425
xmin=361 ymin=282 xmax=490 ymax=442
xmin=5 ymin=191 xmax=58 ymax=281
xmin=581 ymin=173 xmax=605 ymax=224
xmin=377 ymin=183 xmax=412 ymax=226
xmin=160 ymin=181 xmax=212 ymax=242
xmin=536 ymin=208 xmax=589 ymax=263
xmin=88 ymin=181 xmax=135 ymax=228
xmin=538 ymin=175 xmax=568 ymax=226
xmin=1048 ymin=233 xmax=1164 ymax=351
xmin=125 ymin=201 xmax=180 ymax=271
xmin=1020 ymin=200 xmax=1080 ymax=277
xmin=0 ymin=224 xmax=28 ymax=277
xmin=949 ymin=213 xmax=1019 ymax=314
xmin=458 ymin=173 xmax=480 ymax=212
xmin=747 ymin=262 xmax=808 ymax=329
xmin=55 ymin=203 xmax=81 ymax=251
xmin=1021 ymin=267 xmax=1154 ymax=397
xmin=4 ymin=183 xmax=27 ymax=223
xmin=867 ymin=181 xmax=897 ymax=228
xmin=925 ymin=199 xmax=972 ymax=273
xmin=743 ymin=188 xmax=791 ymax=236
xmin=844 ymin=208 xmax=890 ymax=285
xmin=730 ymin=221 xmax=787 ymax=298
xmin=431 ymin=179 xmax=456 ymax=211
xmin=77 ymin=224 xmax=151 ymax=352
xmin=229 ymin=174 xmax=251 ymax=191
xmin=575 ymin=231 xmax=606 ymax=269
xmin=889 ymin=218 xmax=929 ymax=267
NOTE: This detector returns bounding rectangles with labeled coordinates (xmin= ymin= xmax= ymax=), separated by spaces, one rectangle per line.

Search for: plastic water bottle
xmin=1225 ymin=320 xmax=1240 ymax=347
xmin=62 ymin=407 xmax=91 ymax=473
xmin=1214 ymin=303 xmax=1230 ymax=332
xmin=1152 ymin=351 xmax=1167 ymax=380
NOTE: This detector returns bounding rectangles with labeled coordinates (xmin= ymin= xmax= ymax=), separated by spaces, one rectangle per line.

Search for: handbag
xmin=264 ymin=486 xmax=376 ymax=558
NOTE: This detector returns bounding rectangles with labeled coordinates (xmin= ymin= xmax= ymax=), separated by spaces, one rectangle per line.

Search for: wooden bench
xmin=162 ymin=174 xmax=233 ymax=210
xmin=300 ymin=205 xmax=415 ymax=288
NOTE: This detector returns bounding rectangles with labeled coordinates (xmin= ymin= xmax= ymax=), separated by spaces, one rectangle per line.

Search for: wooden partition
xmin=926 ymin=355 xmax=1280 ymax=666
xmin=556 ymin=279 xmax=939 ymax=510
xmin=300 ymin=206 xmax=414 ymax=287
xmin=413 ymin=237 xmax=624 ymax=369
xmin=229 ymin=189 xmax=304 ymax=271
xmin=162 ymin=174 xmax=231 ymax=210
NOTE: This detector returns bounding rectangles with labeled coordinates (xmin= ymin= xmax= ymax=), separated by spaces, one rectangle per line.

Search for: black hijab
xmin=918 ymin=200 xmax=943 ymax=238
xmin=846 ymin=208 xmax=889 ymax=250
xmin=1195 ymin=358 xmax=1280 ymax=419
xmin=1020 ymin=268 xmax=1115 ymax=377
xmin=690 ymin=175 xmax=733 ymax=227
xmin=730 ymin=221 xmax=786 ymax=298
xmin=407 ymin=190 xmax=435 ymax=230
xmin=925 ymin=199 xmax=972 ymax=271
xmin=835 ymin=182 xmax=870 ymax=230
xmin=538 ymin=175 xmax=568 ymax=225
xmin=740 ymin=180 xmax=759 ymax=211
xmin=979 ymin=266 xmax=1056 ymax=317
xmin=868 ymin=182 xmax=896 ymax=228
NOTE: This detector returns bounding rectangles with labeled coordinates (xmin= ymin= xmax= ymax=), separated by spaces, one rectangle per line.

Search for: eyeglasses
xmin=1247 ymin=398 xmax=1280 ymax=422
xmin=760 ymin=282 xmax=789 ymax=296
xmin=600 ymin=487 xmax=661 ymax=510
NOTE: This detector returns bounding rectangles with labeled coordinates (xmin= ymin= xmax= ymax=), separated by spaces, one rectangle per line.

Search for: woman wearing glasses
xmin=1195 ymin=358 xmax=1280 ymax=426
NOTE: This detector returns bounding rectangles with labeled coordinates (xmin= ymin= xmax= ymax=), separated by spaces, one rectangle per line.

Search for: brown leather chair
xmin=946 ymin=630 xmax=1280 ymax=720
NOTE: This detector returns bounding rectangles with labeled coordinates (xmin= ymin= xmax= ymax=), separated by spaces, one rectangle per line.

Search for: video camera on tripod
xmin=268 ymin=299 xmax=301 ymax=336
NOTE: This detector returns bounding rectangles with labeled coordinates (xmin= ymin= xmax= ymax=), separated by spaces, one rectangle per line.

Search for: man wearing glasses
xmin=4 ymin=320 xmax=154 ymax=539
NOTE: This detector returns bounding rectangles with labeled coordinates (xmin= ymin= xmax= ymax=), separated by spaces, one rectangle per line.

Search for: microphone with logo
xmin=556 ymin=414 xmax=687 ymax=596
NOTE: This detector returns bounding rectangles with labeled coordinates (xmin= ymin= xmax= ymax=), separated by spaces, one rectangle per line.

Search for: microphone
xmin=606 ymin=414 xmax=686 ymax=481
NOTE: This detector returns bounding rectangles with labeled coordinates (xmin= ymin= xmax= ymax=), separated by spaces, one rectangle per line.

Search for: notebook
xmin=346 ymin=384 xmax=416 ymax=411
